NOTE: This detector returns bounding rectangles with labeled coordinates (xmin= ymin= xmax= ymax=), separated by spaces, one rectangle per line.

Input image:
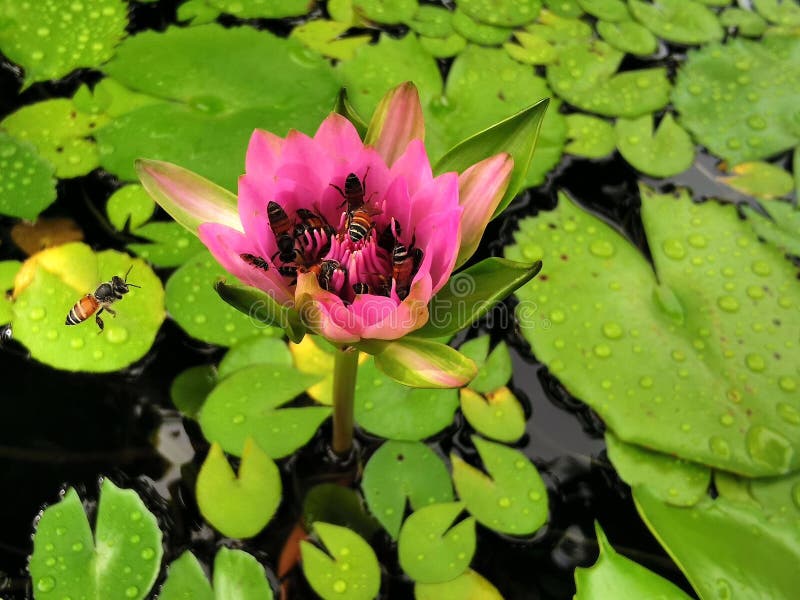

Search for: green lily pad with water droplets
xmin=128 ymin=221 xmax=206 ymax=268
xmin=544 ymin=0 xmax=584 ymax=18
xmin=597 ymin=19 xmax=658 ymax=56
xmin=605 ymin=431 xmax=711 ymax=507
xmin=634 ymin=474 xmax=800 ymax=600
xmin=2 ymin=98 xmax=107 ymax=179
xmin=290 ymin=20 xmax=371 ymax=61
xmin=505 ymin=186 xmax=800 ymax=476
xmin=106 ymin=185 xmax=155 ymax=231
xmin=451 ymin=9 xmax=514 ymax=45
xmin=165 ymin=250 xmax=282 ymax=347
xmin=171 ymin=364 xmax=217 ymax=419
xmin=573 ymin=522 xmax=694 ymax=600
xmin=12 ymin=242 xmax=164 ymax=372
xmin=577 ymin=0 xmax=629 ymax=21
xmin=719 ymin=161 xmax=794 ymax=199
xmin=0 ymin=0 xmax=128 ymax=87
xmin=0 ymin=132 xmax=56 ymax=220
xmin=564 ymin=113 xmax=615 ymax=158
xmin=415 ymin=569 xmax=504 ymax=600
xmin=407 ymin=5 xmax=453 ymax=38
xmin=526 ymin=9 xmax=593 ymax=44
xmin=354 ymin=357 xmax=459 ymax=440
xmin=452 ymin=436 xmax=549 ymax=535
xmin=459 ymin=0 xmax=542 ymax=27
xmin=615 ymin=113 xmax=695 ymax=178
xmin=199 ymin=364 xmax=328 ymax=458
xmin=208 ymin=0 xmax=312 ymax=18
xmin=361 ymin=440 xmax=454 ymax=539
xmin=754 ymin=0 xmax=800 ymax=26
xmin=160 ymin=548 xmax=274 ymax=600
xmin=504 ymin=31 xmax=557 ymax=65
xmin=353 ymin=0 xmax=417 ymax=24
xmin=744 ymin=201 xmax=800 ymax=257
xmin=301 ymin=522 xmax=381 ymax=600
xmin=463 ymin=338 xmax=512 ymax=393
xmin=398 ymin=502 xmax=476 ymax=584
xmin=719 ymin=7 xmax=768 ymax=37
xmin=628 ymin=0 xmax=723 ymax=44
xmin=418 ymin=32 xmax=468 ymax=58
xmin=337 ymin=33 xmax=443 ymax=122
xmin=672 ymin=36 xmax=800 ymax=166
xmin=460 ymin=387 xmax=527 ymax=443
xmin=196 ymin=440 xmax=282 ymax=538
xmin=30 ymin=479 xmax=163 ymax=600
xmin=546 ymin=40 xmax=670 ymax=118
xmin=218 ymin=336 xmax=293 ymax=379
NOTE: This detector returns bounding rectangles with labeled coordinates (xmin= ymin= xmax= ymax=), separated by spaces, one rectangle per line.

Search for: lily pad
xmin=543 ymin=0 xmax=584 ymax=18
xmin=290 ymin=20 xmax=371 ymax=61
xmin=128 ymin=221 xmax=206 ymax=268
xmin=407 ymin=5 xmax=454 ymax=38
xmin=451 ymin=9 xmax=514 ymax=45
xmin=744 ymin=201 xmax=800 ymax=257
xmin=629 ymin=0 xmax=723 ymax=44
xmin=596 ymin=20 xmax=658 ymax=56
xmin=615 ymin=114 xmax=695 ymax=178
xmin=166 ymin=250 xmax=282 ymax=347
xmin=459 ymin=0 xmax=542 ymax=27
xmin=460 ymin=387 xmax=527 ymax=443
xmin=106 ymin=185 xmax=155 ymax=231
xmin=0 ymin=260 xmax=20 ymax=322
xmin=505 ymin=187 xmax=800 ymax=476
xmin=605 ymin=431 xmax=710 ymax=507
xmin=0 ymin=0 xmax=128 ymax=86
xmin=564 ymin=113 xmax=615 ymax=158
xmin=634 ymin=478 xmax=800 ymax=600
xmin=160 ymin=548 xmax=274 ymax=600
xmin=526 ymin=9 xmax=594 ymax=44
xmin=337 ymin=34 xmax=443 ymax=121
xmin=218 ymin=336 xmax=293 ymax=379
xmin=719 ymin=7 xmax=768 ymax=37
xmin=196 ymin=440 xmax=282 ymax=538
xmin=303 ymin=484 xmax=382 ymax=541
xmin=451 ymin=436 xmax=549 ymax=535
xmin=199 ymin=364 xmax=328 ymax=458
xmin=719 ymin=161 xmax=794 ymax=199
xmin=12 ymin=243 xmax=164 ymax=372
xmin=171 ymin=364 xmax=217 ymax=419
xmin=547 ymin=40 xmax=670 ymax=118
xmin=30 ymin=479 xmax=163 ymax=600
xmin=504 ymin=32 xmax=557 ymax=65
xmin=0 ymin=133 xmax=56 ymax=220
xmin=468 ymin=339 xmax=513 ymax=393
xmin=354 ymin=357 xmax=459 ymax=440
xmin=353 ymin=0 xmax=417 ymax=24
xmin=2 ymin=98 xmax=107 ymax=178
xmin=754 ymin=0 xmax=800 ymax=26
xmin=418 ymin=33 xmax=468 ymax=58
xmin=301 ymin=522 xmax=381 ymax=600
xmin=361 ymin=440 xmax=454 ymax=539
xmin=574 ymin=522 xmax=693 ymax=600
xmin=672 ymin=36 xmax=800 ymax=166
xmin=398 ymin=502 xmax=476 ymax=584
xmin=415 ymin=569 xmax=503 ymax=600
xmin=577 ymin=0 xmax=629 ymax=21
xmin=208 ymin=0 xmax=312 ymax=18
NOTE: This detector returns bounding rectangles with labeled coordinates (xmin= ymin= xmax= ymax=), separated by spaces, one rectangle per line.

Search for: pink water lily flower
xmin=138 ymin=83 xmax=513 ymax=345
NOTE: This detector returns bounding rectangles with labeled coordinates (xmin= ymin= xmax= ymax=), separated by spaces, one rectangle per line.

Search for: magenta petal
xmin=413 ymin=208 xmax=461 ymax=294
xmin=313 ymin=113 xmax=365 ymax=162
xmin=279 ymin=129 xmax=335 ymax=193
xmin=295 ymin=272 xmax=361 ymax=344
xmin=365 ymin=82 xmax=425 ymax=167
xmin=359 ymin=275 xmax=432 ymax=340
xmin=245 ymin=129 xmax=283 ymax=188
xmin=389 ymin=139 xmax=433 ymax=197
xmin=198 ymin=222 xmax=293 ymax=305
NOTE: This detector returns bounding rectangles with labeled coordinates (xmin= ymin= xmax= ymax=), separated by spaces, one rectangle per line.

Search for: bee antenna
xmin=124 ymin=265 xmax=134 ymax=282
xmin=127 ymin=283 xmax=142 ymax=289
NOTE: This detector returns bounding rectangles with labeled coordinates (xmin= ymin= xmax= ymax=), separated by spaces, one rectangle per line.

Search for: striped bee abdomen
xmin=65 ymin=294 xmax=100 ymax=325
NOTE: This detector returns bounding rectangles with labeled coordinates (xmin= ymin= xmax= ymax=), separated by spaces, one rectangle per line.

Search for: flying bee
xmin=267 ymin=201 xmax=296 ymax=263
xmin=240 ymin=253 xmax=270 ymax=271
xmin=330 ymin=169 xmax=372 ymax=210
xmin=65 ymin=266 xmax=140 ymax=332
xmin=301 ymin=259 xmax=342 ymax=291
xmin=392 ymin=241 xmax=423 ymax=301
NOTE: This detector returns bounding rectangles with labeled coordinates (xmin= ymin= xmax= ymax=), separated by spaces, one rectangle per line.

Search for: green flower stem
xmin=332 ymin=346 xmax=359 ymax=456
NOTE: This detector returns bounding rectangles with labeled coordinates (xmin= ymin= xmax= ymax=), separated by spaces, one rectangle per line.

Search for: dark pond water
xmin=0 ymin=2 xmax=711 ymax=598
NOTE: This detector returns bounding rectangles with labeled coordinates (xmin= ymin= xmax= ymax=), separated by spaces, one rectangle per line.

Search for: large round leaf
xmin=0 ymin=132 xmax=56 ymax=220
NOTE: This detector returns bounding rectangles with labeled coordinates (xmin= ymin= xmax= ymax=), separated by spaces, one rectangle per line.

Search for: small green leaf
xmin=743 ymin=200 xmax=800 ymax=257
xmin=544 ymin=0 xmax=584 ymax=17
xmin=129 ymin=221 xmax=206 ymax=268
xmin=106 ymin=185 xmax=156 ymax=231
xmin=415 ymin=569 xmax=503 ymax=600
xmin=214 ymin=278 xmax=305 ymax=343
xmin=469 ymin=341 xmax=513 ymax=393
xmin=418 ymin=33 xmax=467 ymax=58
xmin=177 ymin=0 xmax=221 ymax=24
xmin=303 ymin=484 xmax=382 ymax=541
xmin=361 ymin=441 xmax=454 ymax=539
xmin=573 ymin=522 xmax=693 ymax=600
xmin=719 ymin=7 xmax=768 ymax=36
xmin=605 ymin=431 xmax=711 ymax=507
xmin=459 ymin=0 xmax=542 ymax=27
xmin=577 ymin=0 xmax=629 ymax=21
xmin=367 ymin=336 xmax=477 ymax=389
xmin=0 ymin=133 xmax=56 ymax=220
xmin=354 ymin=358 xmax=460 ymax=440
xmin=504 ymin=32 xmax=557 ymax=65
xmin=417 ymin=258 xmax=543 ymax=338
xmin=290 ymin=20 xmax=371 ymax=61
xmin=597 ymin=20 xmax=658 ymax=56
xmin=434 ymin=100 xmax=549 ymax=217
xmin=30 ymin=479 xmax=163 ymax=600
xmin=170 ymin=364 xmax=217 ymax=419
xmin=218 ymin=336 xmax=293 ymax=379
xmin=753 ymin=0 xmax=800 ymax=26
xmin=564 ymin=113 xmax=615 ymax=159
xmin=452 ymin=9 xmax=514 ymax=45
xmin=458 ymin=335 xmax=490 ymax=366
xmin=353 ymin=0 xmax=417 ymax=24
xmin=159 ymin=552 xmax=214 ymax=600
xmin=196 ymin=440 xmax=282 ymax=538
xmin=398 ymin=502 xmax=476 ymax=584
xmin=629 ymin=0 xmax=723 ymax=44
xmin=199 ymin=364 xmax=328 ymax=458
xmin=452 ymin=437 xmax=548 ymax=535
xmin=720 ymin=161 xmax=794 ymax=199
xmin=460 ymin=387 xmax=526 ymax=443
xmin=166 ymin=251 xmax=283 ymax=347
xmin=208 ymin=0 xmax=312 ymax=18
xmin=615 ymin=114 xmax=695 ymax=178
xmin=407 ymin=5 xmax=454 ymax=37
xmin=301 ymin=523 xmax=381 ymax=600
xmin=333 ymin=88 xmax=369 ymax=139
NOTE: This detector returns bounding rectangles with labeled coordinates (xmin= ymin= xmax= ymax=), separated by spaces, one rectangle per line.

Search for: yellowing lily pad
xmin=452 ymin=437 xmax=549 ymax=535
xmin=505 ymin=187 xmax=800 ymax=476
xmin=415 ymin=569 xmax=503 ymax=600
xmin=719 ymin=161 xmax=794 ymax=199
xmin=12 ymin=243 xmax=164 ymax=372
xmin=615 ymin=113 xmax=695 ymax=178
xmin=0 ymin=132 xmax=56 ymax=220
xmin=196 ymin=440 xmax=282 ymax=538
xmin=290 ymin=335 xmax=368 ymax=405
xmin=461 ymin=387 xmax=527 ymax=443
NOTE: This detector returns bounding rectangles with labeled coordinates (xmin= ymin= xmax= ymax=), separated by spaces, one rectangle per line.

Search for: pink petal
xmin=413 ymin=208 xmax=461 ymax=294
xmin=365 ymin=82 xmax=425 ymax=167
xmin=313 ymin=113 xmax=365 ymax=162
xmin=359 ymin=275 xmax=432 ymax=340
xmin=279 ymin=129 xmax=336 ymax=194
xmin=245 ymin=129 xmax=283 ymax=188
xmin=389 ymin=139 xmax=433 ymax=197
xmin=456 ymin=153 xmax=513 ymax=268
xmin=198 ymin=222 xmax=293 ymax=305
xmin=294 ymin=272 xmax=361 ymax=344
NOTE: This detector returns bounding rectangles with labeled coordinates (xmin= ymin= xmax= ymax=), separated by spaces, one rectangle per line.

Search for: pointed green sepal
xmin=333 ymin=88 xmax=368 ymax=139
xmin=416 ymin=258 xmax=543 ymax=338
xmin=214 ymin=279 xmax=305 ymax=343
xmin=434 ymin=98 xmax=549 ymax=217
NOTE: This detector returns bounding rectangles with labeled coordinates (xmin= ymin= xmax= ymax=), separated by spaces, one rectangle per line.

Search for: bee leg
xmin=105 ymin=307 xmax=117 ymax=318
xmin=95 ymin=308 xmax=105 ymax=333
